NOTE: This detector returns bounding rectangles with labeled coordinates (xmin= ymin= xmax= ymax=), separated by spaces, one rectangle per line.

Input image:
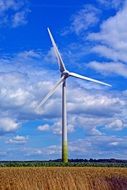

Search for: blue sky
xmin=0 ymin=0 xmax=127 ymax=160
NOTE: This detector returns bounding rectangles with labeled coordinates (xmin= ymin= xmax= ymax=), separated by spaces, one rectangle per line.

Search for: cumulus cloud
xmin=37 ymin=120 xmax=75 ymax=135
xmin=106 ymin=119 xmax=124 ymax=131
xmin=0 ymin=0 xmax=30 ymax=27
xmin=0 ymin=50 xmax=126 ymax=140
xmin=37 ymin=124 xmax=50 ymax=132
xmin=12 ymin=10 xmax=29 ymax=27
xmin=69 ymin=135 xmax=127 ymax=159
xmin=0 ymin=118 xmax=19 ymax=134
xmin=43 ymin=47 xmax=58 ymax=64
xmin=6 ymin=135 xmax=28 ymax=144
xmin=63 ymin=0 xmax=124 ymax=36
xmin=2 ymin=134 xmax=127 ymax=160
xmin=97 ymin=0 xmax=124 ymax=10
xmin=109 ymin=141 xmax=119 ymax=146
xmin=63 ymin=4 xmax=100 ymax=35
xmin=24 ymin=145 xmax=61 ymax=157
xmin=67 ymin=89 xmax=123 ymax=117
xmin=88 ymin=2 xmax=127 ymax=63
xmin=88 ymin=61 xmax=127 ymax=78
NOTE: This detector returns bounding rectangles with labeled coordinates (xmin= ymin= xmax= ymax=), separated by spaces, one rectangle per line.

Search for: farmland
xmin=0 ymin=167 xmax=127 ymax=190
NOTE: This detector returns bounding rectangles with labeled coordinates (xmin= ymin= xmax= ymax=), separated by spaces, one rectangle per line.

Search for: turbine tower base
xmin=62 ymin=142 xmax=68 ymax=163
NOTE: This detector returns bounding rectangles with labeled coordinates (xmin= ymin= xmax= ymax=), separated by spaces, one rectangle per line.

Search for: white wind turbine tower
xmin=37 ymin=28 xmax=111 ymax=163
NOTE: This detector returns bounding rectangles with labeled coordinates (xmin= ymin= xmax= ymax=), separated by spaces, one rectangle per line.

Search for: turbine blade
xmin=37 ymin=76 xmax=65 ymax=109
xmin=47 ymin=28 xmax=66 ymax=72
xmin=69 ymin=72 xmax=111 ymax=87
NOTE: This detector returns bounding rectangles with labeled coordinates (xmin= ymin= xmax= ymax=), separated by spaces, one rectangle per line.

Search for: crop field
xmin=0 ymin=167 xmax=127 ymax=190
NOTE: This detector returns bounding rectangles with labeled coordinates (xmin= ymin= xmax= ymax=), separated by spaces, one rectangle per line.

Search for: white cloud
xmin=63 ymin=4 xmax=100 ymax=35
xmin=6 ymin=135 xmax=28 ymax=144
xmin=12 ymin=10 xmax=30 ymax=27
xmin=17 ymin=50 xmax=42 ymax=59
xmin=47 ymin=120 xmax=75 ymax=135
xmin=44 ymin=47 xmax=57 ymax=64
xmin=88 ymin=2 xmax=127 ymax=62
xmin=0 ymin=118 xmax=19 ymax=134
xmin=51 ymin=120 xmax=62 ymax=135
xmin=25 ymin=145 xmax=61 ymax=157
xmin=88 ymin=61 xmax=127 ymax=77
xmin=67 ymin=89 xmax=123 ymax=117
xmin=91 ymin=128 xmax=102 ymax=136
xmin=106 ymin=119 xmax=124 ymax=131
xmin=3 ymin=134 xmax=127 ymax=160
xmin=0 ymin=0 xmax=30 ymax=27
xmin=0 ymin=50 xmax=126 ymax=137
xmin=0 ymin=0 xmax=23 ymax=11
xmin=109 ymin=141 xmax=119 ymax=146
xmin=68 ymin=135 xmax=127 ymax=159
xmin=37 ymin=124 xmax=50 ymax=132
xmin=97 ymin=0 xmax=124 ymax=10
xmin=91 ymin=45 xmax=127 ymax=63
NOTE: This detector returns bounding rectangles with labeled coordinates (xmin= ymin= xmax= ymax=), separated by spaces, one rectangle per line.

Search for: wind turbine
xmin=37 ymin=28 xmax=111 ymax=163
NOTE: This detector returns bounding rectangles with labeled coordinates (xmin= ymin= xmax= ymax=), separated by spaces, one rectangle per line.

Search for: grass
xmin=0 ymin=167 xmax=127 ymax=190
xmin=1 ymin=161 xmax=127 ymax=167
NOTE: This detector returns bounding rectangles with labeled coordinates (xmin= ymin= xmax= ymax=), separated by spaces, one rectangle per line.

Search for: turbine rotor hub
xmin=62 ymin=70 xmax=70 ymax=78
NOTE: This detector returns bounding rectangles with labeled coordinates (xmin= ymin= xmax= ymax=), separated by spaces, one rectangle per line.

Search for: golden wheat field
xmin=0 ymin=167 xmax=127 ymax=190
